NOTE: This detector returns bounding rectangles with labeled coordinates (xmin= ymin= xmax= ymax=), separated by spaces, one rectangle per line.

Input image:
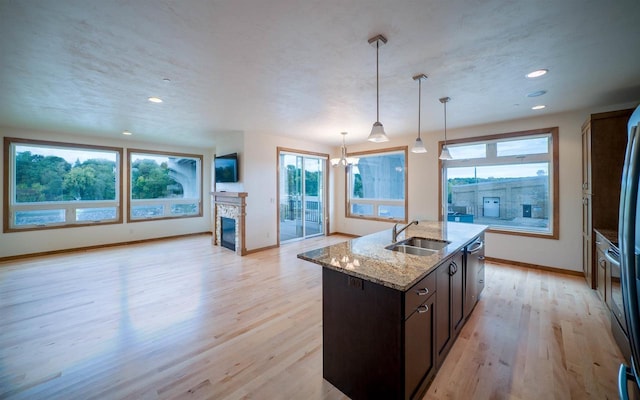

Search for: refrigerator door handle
xmin=619 ymin=364 xmax=632 ymax=400
xmin=605 ymin=249 xmax=620 ymax=267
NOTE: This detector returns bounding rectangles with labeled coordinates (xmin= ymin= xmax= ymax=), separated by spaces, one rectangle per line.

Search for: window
xmin=128 ymin=150 xmax=202 ymax=221
xmin=347 ymin=146 xmax=407 ymax=222
xmin=440 ymin=128 xmax=559 ymax=239
xmin=4 ymin=137 xmax=122 ymax=232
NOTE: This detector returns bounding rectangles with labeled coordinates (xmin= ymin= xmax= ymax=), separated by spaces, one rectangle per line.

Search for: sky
xmin=16 ymin=145 xmax=172 ymax=165
xmin=16 ymin=144 xmax=117 ymax=163
xmin=447 ymin=163 xmax=549 ymax=179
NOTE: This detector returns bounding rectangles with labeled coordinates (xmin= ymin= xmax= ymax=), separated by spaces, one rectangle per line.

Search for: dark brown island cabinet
xmin=319 ymin=232 xmax=485 ymax=400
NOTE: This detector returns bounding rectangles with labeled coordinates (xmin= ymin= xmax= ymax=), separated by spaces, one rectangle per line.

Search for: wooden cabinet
xmin=595 ymin=231 xmax=608 ymax=302
xmin=582 ymin=109 xmax=633 ymax=288
xmin=321 ymin=234 xmax=484 ymax=400
xmin=404 ymin=289 xmax=436 ymax=398
xmin=436 ymin=249 xmax=464 ymax=366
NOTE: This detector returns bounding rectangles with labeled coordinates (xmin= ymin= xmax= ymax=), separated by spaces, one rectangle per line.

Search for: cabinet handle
xmin=417 ymin=304 xmax=429 ymax=313
xmin=449 ymin=262 xmax=457 ymax=276
xmin=416 ymin=287 xmax=429 ymax=296
xmin=479 ymin=279 xmax=484 ymax=284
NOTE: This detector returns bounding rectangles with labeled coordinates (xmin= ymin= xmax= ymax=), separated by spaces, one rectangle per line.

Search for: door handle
xmin=468 ymin=240 xmax=484 ymax=254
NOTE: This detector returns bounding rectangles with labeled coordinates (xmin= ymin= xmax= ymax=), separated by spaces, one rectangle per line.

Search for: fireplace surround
xmin=211 ymin=191 xmax=247 ymax=255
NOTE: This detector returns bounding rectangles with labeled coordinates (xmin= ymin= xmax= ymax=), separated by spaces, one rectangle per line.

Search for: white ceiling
xmin=1 ymin=0 xmax=639 ymax=148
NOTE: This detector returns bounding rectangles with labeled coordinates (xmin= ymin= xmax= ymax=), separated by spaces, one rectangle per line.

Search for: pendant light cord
xmin=376 ymin=40 xmax=380 ymax=122
xmin=443 ymin=100 xmax=447 ymax=145
xmin=418 ymin=79 xmax=421 ymax=139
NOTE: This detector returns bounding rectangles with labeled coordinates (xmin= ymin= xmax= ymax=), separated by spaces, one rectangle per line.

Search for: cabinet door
xmin=405 ymin=295 xmax=435 ymax=399
xmin=436 ymin=261 xmax=451 ymax=364
xmin=451 ymin=251 xmax=464 ymax=336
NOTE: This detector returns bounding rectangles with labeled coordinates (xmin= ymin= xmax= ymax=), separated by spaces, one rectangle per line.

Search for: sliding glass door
xmin=279 ymin=150 xmax=326 ymax=243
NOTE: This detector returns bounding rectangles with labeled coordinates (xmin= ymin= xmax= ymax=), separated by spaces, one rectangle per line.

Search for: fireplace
xmin=221 ymin=217 xmax=236 ymax=251
xmin=211 ymin=191 xmax=247 ymax=255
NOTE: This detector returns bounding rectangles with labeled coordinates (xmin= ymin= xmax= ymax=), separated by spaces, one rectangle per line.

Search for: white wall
xmin=0 ymin=127 xmax=213 ymax=258
xmin=332 ymin=104 xmax=637 ymax=272
xmin=241 ymin=132 xmax=334 ymax=251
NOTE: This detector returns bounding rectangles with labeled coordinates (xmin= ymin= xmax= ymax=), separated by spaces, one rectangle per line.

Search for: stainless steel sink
xmin=385 ymin=244 xmax=437 ymax=256
xmin=400 ymin=237 xmax=450 ymax=251
xmin=385 ymin=237 xmax=451 ymax=256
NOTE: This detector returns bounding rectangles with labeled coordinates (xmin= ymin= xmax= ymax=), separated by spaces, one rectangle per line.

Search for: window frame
xmin=3 ymin=137 xmax=123 ymax=232
xmin=345 ymin=146 xmax=408 ymax=223
xmin=127 ymin=148 xmax=203 ymax=223
xmin=438 ymin=127 xmax=559 ymax=239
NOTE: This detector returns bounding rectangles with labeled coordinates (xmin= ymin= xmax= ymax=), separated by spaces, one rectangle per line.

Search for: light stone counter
xmin=297 ymin=220 xmax=488 ymax=291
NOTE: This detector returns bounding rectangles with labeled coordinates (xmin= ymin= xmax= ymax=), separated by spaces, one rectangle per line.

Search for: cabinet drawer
xmin=405 ymin=271 xmax=436 ymax=318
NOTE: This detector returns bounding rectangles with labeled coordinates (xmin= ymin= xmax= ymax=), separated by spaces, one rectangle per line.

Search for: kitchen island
xmin=297 ymin=220 xmax=488 ymax=400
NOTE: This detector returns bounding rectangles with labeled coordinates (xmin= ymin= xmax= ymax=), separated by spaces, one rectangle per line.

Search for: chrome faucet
xmin=392 ymin=220 xmax=419 ymax=242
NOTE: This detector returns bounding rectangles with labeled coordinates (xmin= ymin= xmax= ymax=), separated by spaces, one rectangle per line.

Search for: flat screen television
xmin=214 ymin=153 xmax=239 ymax=183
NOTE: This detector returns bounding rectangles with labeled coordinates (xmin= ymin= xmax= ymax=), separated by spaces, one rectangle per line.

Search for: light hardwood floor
xmin=0 ymin=234 xmax=624 ymax=399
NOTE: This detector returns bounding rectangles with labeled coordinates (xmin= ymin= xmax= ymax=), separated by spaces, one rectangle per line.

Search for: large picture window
xmin=440 ymin=128 xmax=559 ymax=238
xmin=128 ymin=150 xmax=202 ymax=221
xmin=4 ymin=137 xmax=122 ymax=232
xmin=346 ymin=146 xmax=408 ymax=222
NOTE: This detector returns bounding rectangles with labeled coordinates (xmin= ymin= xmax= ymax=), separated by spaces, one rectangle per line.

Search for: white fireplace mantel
xmin=211 ymin=192 xmax=247 ymax=255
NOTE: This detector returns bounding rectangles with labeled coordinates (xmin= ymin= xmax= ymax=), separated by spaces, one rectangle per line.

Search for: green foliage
xmin=15 ymin=151 xmax=116 ymax=202
xmin=352 ymin=173 xmax=363 ymax=198
xmin=131 ymin=159 xmax=182 ymax=199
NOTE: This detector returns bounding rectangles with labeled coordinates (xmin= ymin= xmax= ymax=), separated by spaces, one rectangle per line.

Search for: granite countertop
xmin=297 ymin=220 xmax=488 ymax=291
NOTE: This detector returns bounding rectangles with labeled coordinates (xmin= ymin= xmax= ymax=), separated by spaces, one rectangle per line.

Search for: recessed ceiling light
xmin=122 ymin=130 xmax=132 ymax=136
xmin=527 ymin=90 xmax=547 ymax=97
xmin=531 ymin=105 xmax=546 ymax=110
xmin=526 ymin=69 xmax=548 ymax=78
xmin=148 ymin=97 xmax=163 ymax=103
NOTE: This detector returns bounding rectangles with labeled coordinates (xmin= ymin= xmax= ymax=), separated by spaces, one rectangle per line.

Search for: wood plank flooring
xmin=0 ymin=234 xmax=625 ymax=399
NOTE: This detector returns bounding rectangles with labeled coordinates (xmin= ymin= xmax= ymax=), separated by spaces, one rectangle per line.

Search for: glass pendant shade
xmin=439 ymin=146 xmax=452 ymax=160
xmin=412 ymin=137 xmax=427 ymax=153
xmin=368 ymin=122 xmax=388 ymax=143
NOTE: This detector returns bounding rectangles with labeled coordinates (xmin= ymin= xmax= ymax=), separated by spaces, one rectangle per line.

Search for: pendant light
xmin=438 ymin=97 xmax=453 ymax=160
xmin=367 ymin=35 xmax=390 ymax=143
xmin=411 ymin=74 xmax=428 ymax=153
xmin=330 ymin=132 xmax=359 ymax=167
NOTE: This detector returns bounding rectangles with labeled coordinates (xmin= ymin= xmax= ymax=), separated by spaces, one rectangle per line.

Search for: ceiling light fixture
xmin=331 ymin=132 xmax=359 ymax=167
xmin=148 ymin=96 xmax=163 ymax=103
xmin=367 ymin=34 xmax=390 ymax=143
xmin=526 ymin=69 xmax=548 ymax=78
xmin=532 ymin=104 xmax=546 ymax=110
xmin=122 ymin=130 xmax=132 ymax=136
xmin=439 ymin=97 xmax=453 ymax=160
xmin=411 ymin=74 xmax=428 ymax=154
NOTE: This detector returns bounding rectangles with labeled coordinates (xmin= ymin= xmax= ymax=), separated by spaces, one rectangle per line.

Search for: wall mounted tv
xmin=214 ymin=153 xmax=239 ymax=183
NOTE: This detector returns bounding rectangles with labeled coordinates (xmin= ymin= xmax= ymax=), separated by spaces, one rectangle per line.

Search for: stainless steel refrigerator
xmin=618 ymin=104 xmax=640 ymax=399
